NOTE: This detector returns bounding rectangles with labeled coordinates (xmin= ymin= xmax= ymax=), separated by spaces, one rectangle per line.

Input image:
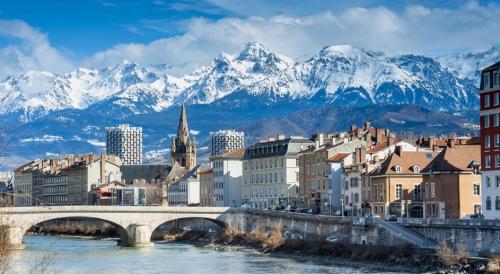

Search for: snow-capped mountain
xmin=0 ymin=42 xmax=490 ymax=123
xmin=438 ymin=46 xmax=500 ymax=82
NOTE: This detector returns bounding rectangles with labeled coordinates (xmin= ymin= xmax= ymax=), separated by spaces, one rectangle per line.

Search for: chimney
xmin=100 ymin=154 xmax=106 ymax=185
xmin=50 ymin=159 xmax=56 ymax=174
xmin=373 ymin=155 xmax=380 ymax=163
xmin=395 ymin=145 xmax=402 ymax=157
xmin=387 ymin=135 xmax=395 ymax=146
xmin=356 ymin=128 xmax=363 ymax=138
xmin=364 ymin=121 xmax=371 ymax=130
xmin=447 ymin=139 xmax=455 ymax=148
xmin=355 ymin=147 xmax=366 ymax=165
xmin=350 ymin=124 xmax=357 ymax=132
xmin=277 ymin=134 xmax=285 ymax=140
xmin=365 ymin=132 xmax=372 ymax=147
xmin=428 ymin=137 xmax=435 ymax=149
xmin=376 ymin=128 xmax=383 ymax=144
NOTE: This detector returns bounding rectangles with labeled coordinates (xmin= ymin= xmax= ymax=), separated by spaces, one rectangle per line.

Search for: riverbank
xmin=163 ymin=228 xmax=498 ymax=274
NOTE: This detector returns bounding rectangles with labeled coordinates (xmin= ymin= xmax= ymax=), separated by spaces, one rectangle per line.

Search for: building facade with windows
xmin=210 ymin=130 xmax=245 ymax=157
xmin=422 ymin=144 xmax=482 ymax=219
xmin=369 ymin=147 xmax=438 ymax=218
xmin=106 ymin=124 xmax=143 ymax=165
xmin=242 ymin=135 xmax=314 ymax=209
xmin=199 ymin=167 xmax=214 ymax=206
xmin=211 ymin=148 xmax=244 ymax=207
xmin=480 ymin=61 xmax=500 ymax=219
xmin=168 ymin=168 xmax=200 ymax=206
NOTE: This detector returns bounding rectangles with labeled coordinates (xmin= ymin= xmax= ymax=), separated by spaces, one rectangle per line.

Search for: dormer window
xmin=484 ymin=73 xmax=490 ymax=88
xmin=394 ymin=165 xmax=401 ymax=173
xmin=413 ymin=165 xmax=420 ymax=173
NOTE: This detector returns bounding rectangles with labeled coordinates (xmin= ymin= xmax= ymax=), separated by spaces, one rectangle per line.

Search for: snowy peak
xmin=0 ymin=42 xmax=493 ymax=122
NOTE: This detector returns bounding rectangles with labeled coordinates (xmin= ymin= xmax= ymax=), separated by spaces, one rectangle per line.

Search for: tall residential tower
xmin=106 ymin=124 xmax=143 ymax=165
xmin=210 ymin=130 xmax=245 ymax=157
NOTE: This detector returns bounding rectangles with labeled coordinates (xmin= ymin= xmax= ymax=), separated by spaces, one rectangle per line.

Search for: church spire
xmin=177 ymin=103 xmax=189 ymax=143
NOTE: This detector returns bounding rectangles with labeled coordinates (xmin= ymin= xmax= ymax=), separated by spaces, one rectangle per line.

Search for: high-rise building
xmin=170 ymin=104 xmax=196 ymax=170
xmin=210 ymin=130 xmax=245 ymax=157
xmin=480 ymin=62 xmax=500 ymax=219
xmin=106 ymin=124 xmax=143 ymax=165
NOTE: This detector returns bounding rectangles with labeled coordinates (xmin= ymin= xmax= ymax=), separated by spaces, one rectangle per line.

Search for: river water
xmin=10 ymin=235 xmax=408 ymax=273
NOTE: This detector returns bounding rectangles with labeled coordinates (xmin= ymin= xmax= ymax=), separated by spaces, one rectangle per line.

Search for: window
xmin=395 ymin=184 xmax=402 ymax=199
xmin=485 ymin=115 xmax=490 ymax=128
xmin=430 ymin=182 xmax=435 ymax=198
xmin=495 ymin=114 xmax=500 ymax=127
xmin=484 ymin=73 xmax=490 ymax=88
xmin=473 ymin=183 xmax=480 ymax=196
xmin=485 ymin=155 xmax=491 ymax=168
xmin=495 ymin=72 xmax=500 ymax=86
xmin=413 ymin=165 xmax=420 ymax=173
xmin=485 ymin=94 xmax=490 ymax=107
xmin=431 ymin=203 xmax=436 ymax=216
xmin=394 ymin=165 xmax=401 ymax=173
xmin=486 ymin=176 xmax=491 ymax=188
xmin=497 ymin=176 xmax=500 ymax=187
xmin=496 ymin=155 xmax=500 ymax=167
xmin=485 ymin=135 xmax=491 ymax=148
xmin=496 ymin=197 xmax=500 ymax=210
xmin=486 ymin=196 xmax=491 ymax=210
xmin=414 ymin=185 xmax=421 ymax=200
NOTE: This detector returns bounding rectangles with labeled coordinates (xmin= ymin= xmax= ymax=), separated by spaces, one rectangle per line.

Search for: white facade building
xmin=168 ymin=169 xmax=200 ymax=206
xmin=106 ymin=124 xmax=143 ymax=165
xmin=210 ymin=130 xmax=245 ymax=157
xmin=242 ymin=135 xmax=314 ymax=209
xmin=211 ymin=148 xmax=244 ymax=207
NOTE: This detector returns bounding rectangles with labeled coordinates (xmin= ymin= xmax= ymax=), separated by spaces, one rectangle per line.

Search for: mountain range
xmin=1 ymin=42 xmax=499 ymax=169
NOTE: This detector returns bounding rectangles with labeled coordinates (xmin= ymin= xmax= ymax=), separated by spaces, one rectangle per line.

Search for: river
xmin=10 ymin=235 xmax=409 ymax=273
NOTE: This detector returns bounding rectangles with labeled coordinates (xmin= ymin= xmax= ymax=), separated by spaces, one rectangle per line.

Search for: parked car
xmin=296 ymin=206 xmax=309 ymax=213
xmin=241 ymin=204 xmax=252 ymax=209
xmin=285 ymin=205 xmax=297 ymax=212
xmin=325 ymin=235 xmax=339 ymax=243
xmin=182 ymin=226 xmax=192 ymax=232
xmin=283 ymin=231 xmax=293 ymax=239
xmin=462 ymin=213 xmax=484 ymax=220
xmin=208 ymin=228 xmax=217 ymax=233
xmin=385 ymin=215 xmax=398 ymax=222
xmin=369 ymin=214 xmax=381 ymax=219
xmin=291 ymin=233 xmax=303 ymax=240
xmin=272 ymin=205 xmax=284 ymax=211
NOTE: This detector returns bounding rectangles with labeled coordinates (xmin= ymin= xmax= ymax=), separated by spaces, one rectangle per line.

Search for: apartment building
xmin=369 ymin=147 xmax=438 ymax=218
xmin=210 ymin=130 xmax=245 ymax=157
xmin=211 ymin=148 xmax=244 ymax=207
xmin=199 ymin=167 xmax=214 ymax=206
xmin=14 ymin=154 xmax=122 ymax=206
xmin=168 ymin=168 xmax=200 ymax=206
xmin=421 ymin=144 xmax=482 ymax=219
xmin=480 ymin=61 xmax=500 ymax=219
xmin=242 ymin=135 xmax=314 ymax=209
xmin=298 ymin=134 xmax=366 ymax=214
xmin=106 ymin=124 xmax=143 ymax=165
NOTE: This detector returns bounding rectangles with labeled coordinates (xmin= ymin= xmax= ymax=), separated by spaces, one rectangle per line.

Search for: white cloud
xmin=83 ymin=1 xmax=500 ymax=76
xmin=0 ymin=19 xmax=73 ymax=80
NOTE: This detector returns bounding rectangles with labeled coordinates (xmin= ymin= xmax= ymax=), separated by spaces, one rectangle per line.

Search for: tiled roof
xmin=212 ymin=148 xmax=245 ymax=159
xmin=198 ymin=167 xmax=213 ymax=174
xmin=422 ymin=145 xmax=480 ymax=172
xmin=328 ymin=153 xmax=351 ymax=161
xmin=372 ymin=151 xmax=438 ymax=175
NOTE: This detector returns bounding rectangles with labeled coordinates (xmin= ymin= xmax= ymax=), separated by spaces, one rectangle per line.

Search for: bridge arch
xmin=26 ymin=217 xmax=130 ymax=246
xmin=151 ymin=217 xmax=227 ymax=241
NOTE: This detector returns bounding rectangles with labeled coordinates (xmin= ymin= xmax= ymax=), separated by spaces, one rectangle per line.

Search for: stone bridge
xmin=0 ymin=206 xmax=248 ymax=248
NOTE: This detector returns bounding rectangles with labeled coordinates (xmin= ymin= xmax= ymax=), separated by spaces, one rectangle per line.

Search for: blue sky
xmin=0 ymin=0 xmax=499 ymax=78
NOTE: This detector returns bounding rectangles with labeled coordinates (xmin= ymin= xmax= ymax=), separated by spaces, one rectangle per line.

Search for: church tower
xmin=170 ymin=104 xmax=196 ymax=170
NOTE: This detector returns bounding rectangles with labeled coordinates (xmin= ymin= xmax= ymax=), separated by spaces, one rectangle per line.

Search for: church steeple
xmin=177 ymin=104 xmax=189 ymax=144
xmin=170 ymin=104 xmax=196 ymax=170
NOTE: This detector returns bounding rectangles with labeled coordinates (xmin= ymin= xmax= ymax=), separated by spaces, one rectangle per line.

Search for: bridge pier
xmin=126 ymin=224 xmax=153 ymax=247
xmin=3 ymin=226 xmax=26 ymax=250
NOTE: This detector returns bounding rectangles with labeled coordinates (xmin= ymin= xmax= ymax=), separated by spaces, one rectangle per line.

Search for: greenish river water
xmin=10 ymin=235 xmax=408 ymax=273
